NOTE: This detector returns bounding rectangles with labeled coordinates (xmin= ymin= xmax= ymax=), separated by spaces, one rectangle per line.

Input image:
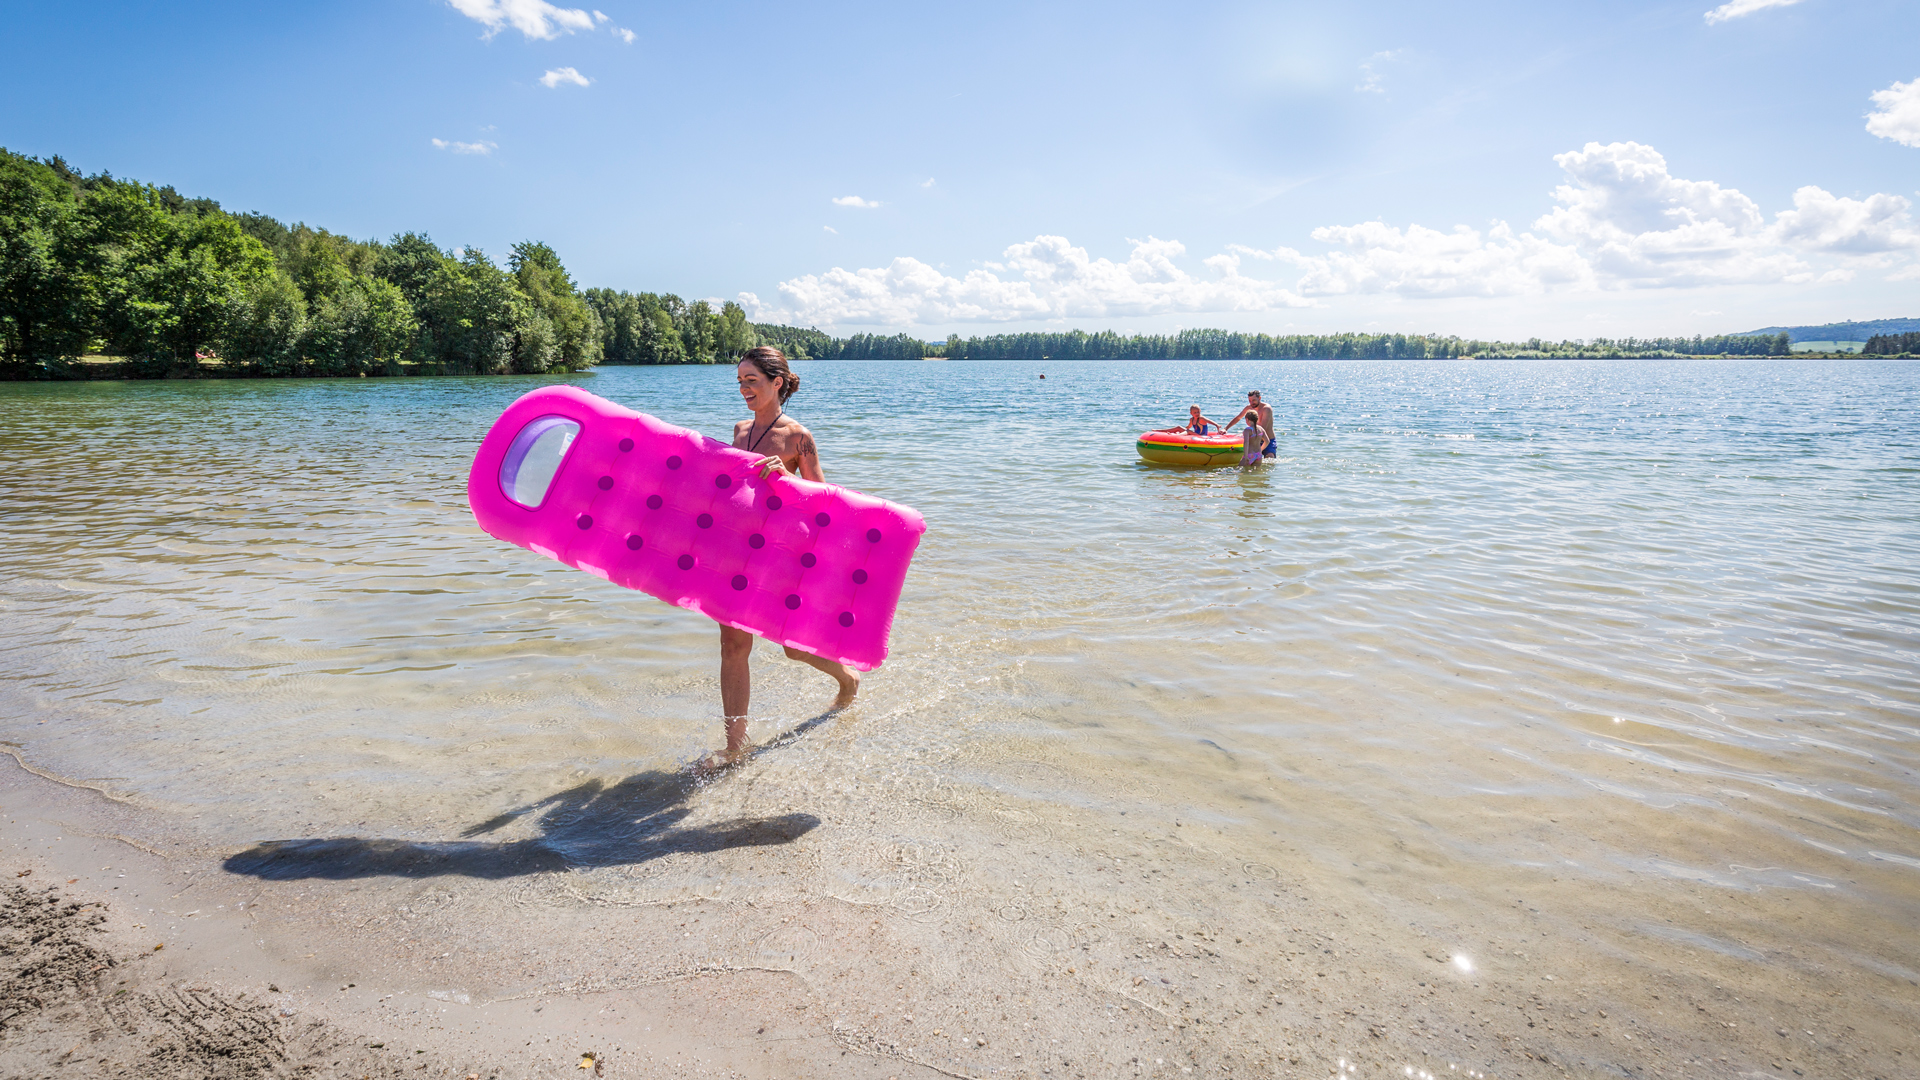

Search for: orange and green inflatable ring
xmin=1136 ymin=430 xmax=1243 ymax=467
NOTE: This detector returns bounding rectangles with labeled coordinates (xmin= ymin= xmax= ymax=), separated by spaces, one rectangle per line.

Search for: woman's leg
xmin=782 ymin=645 xmax=861 ymax=709
xmin=719 ymin=624 xmax=755 ymax=753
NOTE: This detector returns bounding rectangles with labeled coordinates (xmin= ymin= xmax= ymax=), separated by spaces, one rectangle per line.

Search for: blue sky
xmin=3 ymin=0 xmax=1916 ymax=339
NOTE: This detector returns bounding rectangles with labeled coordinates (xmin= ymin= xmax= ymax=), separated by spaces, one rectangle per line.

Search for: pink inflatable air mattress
xmin=468 ymin=385 xmax=925 ymax=671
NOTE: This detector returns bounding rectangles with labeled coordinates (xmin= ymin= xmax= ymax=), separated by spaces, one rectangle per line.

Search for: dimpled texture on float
xmin=468 ymin=385 xmax=926 ymax=671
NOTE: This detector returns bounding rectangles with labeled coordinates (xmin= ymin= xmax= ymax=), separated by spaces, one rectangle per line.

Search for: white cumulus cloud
xmin=1238 ymin=141 xmax=1917 ymax=300
xmin=432 ymin=137 xmax=497 ymax=155
xmin=616 ymin=27 xmax=635 ymax=43
xmin=446 ymin=0 xmax=594 ymax=39
xmin=1262 ymin=221 xmax=1593 ymax=298
xmin=1266 ymin=142 xmax=1817 ymax=297
xmin=539 ymin=66 xmax=591 ymax=88
xmin=756 ymin=141 xmax=1917 ymax=326
xmin=1866 ymin=78 xmax=1920 ymax=148
xmin=1532 ymin=141 xmax=1806 ymax=286
xmin=1703 ymin=0 xmax=1803 ymax=24
xmin=745 ymin=236 xmax=1312 ymax=328
xmin=1768 ymin=186 xmax=1920 ymax=253
xmin=1305 ymin=143 xmax=1920 ymax=295
xmin=832 ymin=195 xmax=881 ymax=208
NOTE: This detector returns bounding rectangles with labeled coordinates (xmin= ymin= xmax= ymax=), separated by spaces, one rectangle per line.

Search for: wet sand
xmin=0 ymin=757 xmax=934 ymax=1078
xmin=4 ymin=754 xmax=1910 ymax=1080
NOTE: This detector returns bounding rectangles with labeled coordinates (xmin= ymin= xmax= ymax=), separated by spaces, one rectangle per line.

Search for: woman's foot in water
xmin=693 ymin=716 xmax=754 ymax=775
xmin=782 ymin=645 xmax=861 ymax=712
xmin=831 ymin=667 xmax=860 ymax=711
xmin=695 ymin=743 xmax=753 ymax=776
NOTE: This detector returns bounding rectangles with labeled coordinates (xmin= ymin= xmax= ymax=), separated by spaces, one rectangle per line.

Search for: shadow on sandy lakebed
xmin=221 ymin=766 xmax=822 ymax=881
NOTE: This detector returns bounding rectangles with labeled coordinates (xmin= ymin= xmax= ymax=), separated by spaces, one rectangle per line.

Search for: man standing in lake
xmin=1227 ymin=391 xmax=1277 ymax=459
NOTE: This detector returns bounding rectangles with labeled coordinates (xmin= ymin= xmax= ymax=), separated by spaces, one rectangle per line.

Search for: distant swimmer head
xmin=738 ymin=346 xmax=799 ymax=408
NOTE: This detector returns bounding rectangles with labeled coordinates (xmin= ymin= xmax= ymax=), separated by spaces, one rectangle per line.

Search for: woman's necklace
xmin=747 ymin=411 xmax=783 ymax=454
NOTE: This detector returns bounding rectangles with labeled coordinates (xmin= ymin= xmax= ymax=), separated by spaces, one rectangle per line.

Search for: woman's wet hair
xmin=740 ymin=346 xmax=800 ymax=403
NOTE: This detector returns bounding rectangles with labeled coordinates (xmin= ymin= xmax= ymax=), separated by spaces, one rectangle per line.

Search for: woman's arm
xmin=793 ymin=432 xmax=824 ymax=482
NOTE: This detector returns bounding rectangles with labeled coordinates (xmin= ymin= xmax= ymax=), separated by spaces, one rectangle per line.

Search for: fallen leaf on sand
xmin=68 ymin=877 xmax=78 ymax=883
xmin=14 ymin=869 xmax=29 ymax=877
xmin=152 ymin=944 xmax=164 ymax=951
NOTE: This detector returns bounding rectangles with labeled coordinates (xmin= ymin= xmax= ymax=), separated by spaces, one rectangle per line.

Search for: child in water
xmin=1239 ymin=412 xmax=1269 ymax=468
xmin=1160 ymin=405 xmax=1224 ymax=435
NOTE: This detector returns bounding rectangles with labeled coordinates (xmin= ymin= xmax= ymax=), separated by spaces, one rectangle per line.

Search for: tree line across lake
xmin=0 ymin=148 xmax=767 ymax=378
xmin=914 ymin=328 xmax=1790 ymax=361
xmin=0 ymin=148 xmax=1841 ymax=379
xmin=1862 ymin=332 xmax=1920 ymax=355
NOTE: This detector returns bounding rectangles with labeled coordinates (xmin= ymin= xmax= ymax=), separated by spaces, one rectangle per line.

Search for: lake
xmin=2 ymin=358 xmax=1916 ymax=1076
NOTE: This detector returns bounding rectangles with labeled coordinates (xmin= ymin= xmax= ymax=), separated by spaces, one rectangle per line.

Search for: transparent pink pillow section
xmin=468 ymin=385 xmax=926 ymax=671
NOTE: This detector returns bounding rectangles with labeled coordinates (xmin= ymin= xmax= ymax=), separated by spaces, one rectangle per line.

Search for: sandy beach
xmin=0 ymin=758 xmax=927 ymax=1079
xmin=5 ymin=749 xmax=1910 ymax=1080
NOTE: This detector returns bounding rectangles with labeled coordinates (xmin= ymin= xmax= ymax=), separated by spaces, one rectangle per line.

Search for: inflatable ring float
xmin=1136 ymin=429 xmax=1243 ymax=467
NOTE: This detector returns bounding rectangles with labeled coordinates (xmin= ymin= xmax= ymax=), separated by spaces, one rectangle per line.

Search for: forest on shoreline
xmin=5 ymin=148 xmax=1906 ymax=380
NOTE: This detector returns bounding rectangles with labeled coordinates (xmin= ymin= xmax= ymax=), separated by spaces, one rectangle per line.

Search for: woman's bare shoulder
xmin=780 ymin=418 xmax=818 ymax=458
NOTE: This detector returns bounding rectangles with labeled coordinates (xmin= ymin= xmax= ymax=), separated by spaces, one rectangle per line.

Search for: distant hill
xmin=1735 ymin=317 xmax=1920 ymax=342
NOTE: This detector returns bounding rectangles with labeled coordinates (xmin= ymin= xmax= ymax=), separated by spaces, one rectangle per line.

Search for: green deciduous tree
xmin=83 ymin=184 xmax=274 ymax=367
xmin=219 ymin=270 xmax=307 ymax=375
xmin=0 ymin=150 xmax=93 ymax=371
xmin=717 ymin=300 xmax=757 ymax=359
xmin=509 ymin=241 xmax=601 ymax=371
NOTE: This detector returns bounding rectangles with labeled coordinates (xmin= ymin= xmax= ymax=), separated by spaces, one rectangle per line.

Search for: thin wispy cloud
xmin=539 ymin=66 xmax=591 ymax=88
xmin=446 ymin=0 xmax=594 ymax=40
xmin=592 ymin=9 xmax=607 ymax=22
xmin=616 ymin=27 xmax=635 ymax=43
xmin=1355 ymin=50 xmax=1402 ymax=94
xmin=823 ymin=225 xmax=838 ymax=234
xmin=432 ymin=137 xmax=498 ymax=155
xmin=921 ymin=178 xmax=936 ymax=188
xmin=1866 ymin=77 xmax=1920 ymax=148
xmin=832 ymin=195 xmax=880 ymax=208
xmin=1703 ymin=0 xmax=1804 ymax=25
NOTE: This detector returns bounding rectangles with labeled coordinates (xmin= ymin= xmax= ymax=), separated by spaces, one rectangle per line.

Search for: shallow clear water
xmin=3 ymin=359 xmax=1918 ymax=1064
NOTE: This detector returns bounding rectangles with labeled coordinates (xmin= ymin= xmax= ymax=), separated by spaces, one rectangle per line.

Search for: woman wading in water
xmin=711 ymin=346 xmax=860 ymax=767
